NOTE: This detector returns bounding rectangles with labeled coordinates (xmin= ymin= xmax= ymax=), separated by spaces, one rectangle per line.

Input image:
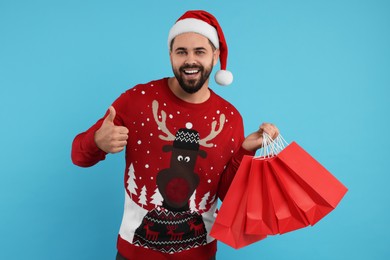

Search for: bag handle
xmin=257 ymin=132 xmax=288 ymax=158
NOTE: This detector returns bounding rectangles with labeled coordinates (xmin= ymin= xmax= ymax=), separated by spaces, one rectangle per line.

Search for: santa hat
xmin=168 ymin=10 xmax=233 ymax=86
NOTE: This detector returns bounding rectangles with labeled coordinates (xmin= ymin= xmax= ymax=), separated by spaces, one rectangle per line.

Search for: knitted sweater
xmin=71 ymin=78 xmax=252 ymax=259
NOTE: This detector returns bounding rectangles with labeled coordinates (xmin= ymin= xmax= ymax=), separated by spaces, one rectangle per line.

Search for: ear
xmin=198 ymin=150 xmax=207 ymax=158
xmin=163 ymin=145 xmax=173 ymax=152
xmin=213 ymin=49 xmax=220 ymax=66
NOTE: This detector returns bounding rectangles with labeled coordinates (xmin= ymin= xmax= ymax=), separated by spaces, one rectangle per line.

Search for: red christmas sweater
xmin=72 ymin=78 xmax=253 ymax=259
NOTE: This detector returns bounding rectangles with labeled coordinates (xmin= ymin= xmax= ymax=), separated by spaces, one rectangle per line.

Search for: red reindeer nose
xmin=165 ymin=178 xmax=190 ymax=203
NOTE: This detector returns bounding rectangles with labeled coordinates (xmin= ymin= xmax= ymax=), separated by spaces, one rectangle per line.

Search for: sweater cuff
xmin=83 ymin=129 xmax=106 ymax=157
xmin=237 ymin=146 xmax=256 ymax=157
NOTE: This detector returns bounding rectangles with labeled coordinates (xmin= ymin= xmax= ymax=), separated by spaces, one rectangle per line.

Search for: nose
xmin=185 ymin=52 xmax=197 ymax=66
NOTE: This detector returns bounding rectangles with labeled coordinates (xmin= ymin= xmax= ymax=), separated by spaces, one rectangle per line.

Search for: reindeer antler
xmin=152 ymin=100 xmax=176 ymax=141
xmin=199 ymin=114 xmax=226 ymax=147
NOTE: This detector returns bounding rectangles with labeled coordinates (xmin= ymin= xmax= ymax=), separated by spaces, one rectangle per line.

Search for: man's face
xmin=170 ymin=32 xmax=219 ymax=94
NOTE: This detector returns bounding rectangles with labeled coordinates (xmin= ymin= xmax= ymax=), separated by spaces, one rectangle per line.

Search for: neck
xmin=168 ymin=77 xmax=211 ymax=104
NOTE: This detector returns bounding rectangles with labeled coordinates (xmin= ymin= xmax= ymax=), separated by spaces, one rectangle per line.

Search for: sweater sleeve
xmin=71 ymin=90 xmax=129 ymax=167
xmin=217 ymin=146 xmax=255 ymax=201
xmin=71 ymin=117 xmax=107 ymax=167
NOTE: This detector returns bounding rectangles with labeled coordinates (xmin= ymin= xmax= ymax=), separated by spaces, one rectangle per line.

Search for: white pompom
xmin=215 ymin=70 xmax=233 ymax=86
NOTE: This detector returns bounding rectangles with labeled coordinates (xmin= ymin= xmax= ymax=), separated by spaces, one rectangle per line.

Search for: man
xmin=72 ymin=10 xmax=278 ymax=260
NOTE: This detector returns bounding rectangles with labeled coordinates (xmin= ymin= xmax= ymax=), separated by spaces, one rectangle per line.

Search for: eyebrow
xmin=174 ymin=47 xmax=208 ymax=52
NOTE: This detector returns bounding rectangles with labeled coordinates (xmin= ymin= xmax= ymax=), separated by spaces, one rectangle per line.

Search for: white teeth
xmin=184 ymin=70 xmax=199 ymax=74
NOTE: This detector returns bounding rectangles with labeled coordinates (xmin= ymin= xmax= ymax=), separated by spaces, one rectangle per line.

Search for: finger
xmin=104 ymin=106 xmax=116 ymax=123
xmin=111 ymin=143 xmax=126 ymax=153
xmin=116 ymin=134 xmax=129 ymax=141
xmin=116 ymin=126 xmax=129 ymax=134
xmin=260 ymin=123 xmax=278 ymax=138
xmin=114 ymin=140 xmax=127 ymax=147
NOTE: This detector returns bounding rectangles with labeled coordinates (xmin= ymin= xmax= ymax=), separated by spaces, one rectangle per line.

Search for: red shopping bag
xmin=263 ymin=159 xmax=310 ymax=234
xmin=245 ymin=158 xmax=277 ymax=235
xmin=210 ymin=155 xmax=266 ymax=249
xmin=246 ymin=158 xmax=309 ymax=236
xmin=268 ymin=141 xmax=348 ymax=225
xmin=245 ymin=136 xmax=348 ymax=236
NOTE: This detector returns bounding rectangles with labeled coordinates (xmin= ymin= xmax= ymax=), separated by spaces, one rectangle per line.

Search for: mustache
xmin=180 ymin=64 xmax=203 ymax=70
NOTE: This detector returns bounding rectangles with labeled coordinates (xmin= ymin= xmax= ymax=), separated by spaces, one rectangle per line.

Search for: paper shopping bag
xmin=210 ymin=155 xmax=266 ymax=249
xmin=245 ymin=158 xmax=277 ymax=235
xmin=263 ymin=159 xmax=310 ymax=234
xmin=245 ymin=157 xmax=309 ymax=236
xmin=269 ymin=142 xmax=348 ymax=225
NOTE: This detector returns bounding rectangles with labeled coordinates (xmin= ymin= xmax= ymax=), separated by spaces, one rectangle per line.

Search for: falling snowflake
xmin=141 ymin=91 xmax=145 ymax=95
xmin=207 ymin=179 xmax=211 ymax=183
xmin=137 ymin=140 xmax=142 ymax=145
xmin=145 ymin=164 xmax=149 ymax=168
xmin=186 ymin=122 xmax=193 ymax=129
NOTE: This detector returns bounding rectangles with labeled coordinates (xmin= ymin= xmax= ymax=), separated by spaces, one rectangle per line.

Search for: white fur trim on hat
xmin=215 ymin=70 xmax=233 ymax=86
xmin=168 ymin=18 xmax=219 ymax=49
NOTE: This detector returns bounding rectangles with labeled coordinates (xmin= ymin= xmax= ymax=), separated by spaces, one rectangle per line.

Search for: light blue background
xmin=1 ymin=0 xmax=389 ymax=259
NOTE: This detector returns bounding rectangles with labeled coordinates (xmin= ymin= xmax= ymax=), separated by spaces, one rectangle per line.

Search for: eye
xmin=184 ymin=156 xmax=190 ymax=162
xmin=176 ymin=50 xmax=187 ymax=56
xmin=177 ymin=155 xmax=183 ymax=161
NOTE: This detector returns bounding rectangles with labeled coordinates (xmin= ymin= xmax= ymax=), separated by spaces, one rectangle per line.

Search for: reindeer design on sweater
xmin=132 ymin=100 xmax=225 ymax=253
xmin=152 ymin=100 xmax=225 ymax=210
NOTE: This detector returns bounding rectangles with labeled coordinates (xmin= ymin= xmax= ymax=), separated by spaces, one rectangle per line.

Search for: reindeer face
xmin=157 ymin=146 xmax=206 ymax=209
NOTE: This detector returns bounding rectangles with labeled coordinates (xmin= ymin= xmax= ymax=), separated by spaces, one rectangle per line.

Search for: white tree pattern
xmin=138 ymin=185 xmax=148 ymax=208
xmin=127 ymin=163 xmax=138 ymax=199
xmin=199 ymin=191 xmax=210 ymax=211
xmin=189 ymin=190 xmax=197 ymax=212
xmin=150 ymin=187 xmax=163 ymax=207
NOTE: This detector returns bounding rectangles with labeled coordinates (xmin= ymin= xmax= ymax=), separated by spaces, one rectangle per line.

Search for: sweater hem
xmin=117 ymin=235 xmax=217 ymax=260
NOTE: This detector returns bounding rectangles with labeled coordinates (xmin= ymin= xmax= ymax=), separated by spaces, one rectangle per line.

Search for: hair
xmin=170 ymin=37 xmax=217 ymax=52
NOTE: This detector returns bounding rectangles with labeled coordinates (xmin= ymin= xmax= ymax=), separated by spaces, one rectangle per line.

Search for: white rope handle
xmin=257 ymin=132 xmax=288 ymax=158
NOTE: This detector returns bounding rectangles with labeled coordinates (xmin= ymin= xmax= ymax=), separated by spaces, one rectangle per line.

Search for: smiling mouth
xmin=183 ymin=69 xmax=200 ymax=75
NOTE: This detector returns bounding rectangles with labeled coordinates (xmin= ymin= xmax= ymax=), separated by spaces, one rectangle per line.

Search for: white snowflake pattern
xmin=186 ymin=122 xmax=193 ymax=129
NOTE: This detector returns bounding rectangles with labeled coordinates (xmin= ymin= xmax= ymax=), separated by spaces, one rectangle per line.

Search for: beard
xmin=172 ymin=61 xmax=213 ymax=94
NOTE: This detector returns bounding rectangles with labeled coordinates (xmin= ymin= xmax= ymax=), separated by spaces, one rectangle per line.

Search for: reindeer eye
xmin=184 ymin=156 xmax=190 ymax=162
xmin=177 ymin=155 xmax=184 ymax=161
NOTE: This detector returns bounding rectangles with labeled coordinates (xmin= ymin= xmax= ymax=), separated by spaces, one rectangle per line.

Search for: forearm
xmin=217 ymin=146 xmax=255 ymax=201
xmin=71 ymin=123 xmax=107 ymax=167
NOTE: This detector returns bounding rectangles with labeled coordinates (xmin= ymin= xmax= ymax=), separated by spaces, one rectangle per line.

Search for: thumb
xmin=104 ymin=106 xmax=116 ymax=124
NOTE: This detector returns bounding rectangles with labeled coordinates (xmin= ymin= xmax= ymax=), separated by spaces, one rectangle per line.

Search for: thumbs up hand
xmin=94 ymin=106 xmax=129 ymax=153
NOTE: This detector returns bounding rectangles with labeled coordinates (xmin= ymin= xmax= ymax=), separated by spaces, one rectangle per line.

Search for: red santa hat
xmin=168 ymin=10 xmax=233 ymax=86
